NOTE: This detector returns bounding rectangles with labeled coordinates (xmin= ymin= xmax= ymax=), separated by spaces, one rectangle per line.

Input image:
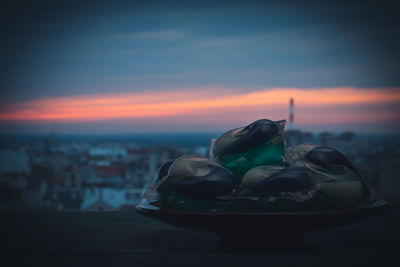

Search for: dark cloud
xmin=0 ymin=0 xmax=399 ymax=104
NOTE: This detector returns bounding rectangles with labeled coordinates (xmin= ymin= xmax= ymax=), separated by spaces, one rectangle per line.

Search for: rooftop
xmin=1 ymin=199 xmax=400 ymax=267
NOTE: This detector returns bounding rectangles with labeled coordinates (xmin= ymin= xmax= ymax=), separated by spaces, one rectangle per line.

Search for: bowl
xmin=135 ymin=199 xmax=389 ymax=242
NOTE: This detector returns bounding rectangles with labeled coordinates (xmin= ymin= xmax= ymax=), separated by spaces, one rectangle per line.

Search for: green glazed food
xmin=213 ymin=119 xmax=286 ymax=180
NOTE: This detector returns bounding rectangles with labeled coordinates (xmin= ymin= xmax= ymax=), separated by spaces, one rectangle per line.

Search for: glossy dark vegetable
xmin=244 ymin=166 xmax=312 ymax=195
xmin=222 ymin=119 xmax=278 ymax=155
xmin=304 ymin=146 xmax=356 ymax=172
xmin=304 ymin=145 xmax=375 ymax=203
xmin=168 ymin=166 xmax=235 ymax=201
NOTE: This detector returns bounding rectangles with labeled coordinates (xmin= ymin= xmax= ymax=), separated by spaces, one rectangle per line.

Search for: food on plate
xmin=142 ymin=119 xmax=375 ymax=212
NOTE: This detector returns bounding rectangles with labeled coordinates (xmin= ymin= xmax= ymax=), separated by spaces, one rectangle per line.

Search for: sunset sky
xmin=1 ymin=0 xmax=399 ymax=134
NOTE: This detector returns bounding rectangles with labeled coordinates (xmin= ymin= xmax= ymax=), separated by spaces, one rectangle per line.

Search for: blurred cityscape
xmin=0 ymin=131 xmax=399 ymax=211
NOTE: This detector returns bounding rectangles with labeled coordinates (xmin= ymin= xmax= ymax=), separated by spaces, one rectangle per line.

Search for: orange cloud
xmin=0 ymin=87 xmax=399 ymax=124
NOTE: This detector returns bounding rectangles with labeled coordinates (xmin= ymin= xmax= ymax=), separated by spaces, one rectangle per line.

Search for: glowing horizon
xmin=0 ymin=87 xmax=399 ymax=129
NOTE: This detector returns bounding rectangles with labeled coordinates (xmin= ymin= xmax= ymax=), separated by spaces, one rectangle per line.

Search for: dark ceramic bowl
xmin=135 ymin=199 xmax=388 ymax=242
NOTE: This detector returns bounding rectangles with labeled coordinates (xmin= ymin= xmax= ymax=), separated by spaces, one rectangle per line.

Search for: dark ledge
xmin=1 ymin=201 xmax=400 ymax=267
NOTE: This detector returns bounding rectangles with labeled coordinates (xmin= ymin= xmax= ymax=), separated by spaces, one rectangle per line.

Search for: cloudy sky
xmin=1 ymin=0 xmax=399 ymax=133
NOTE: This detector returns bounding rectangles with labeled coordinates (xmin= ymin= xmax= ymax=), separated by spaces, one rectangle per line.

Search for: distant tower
xmin=289 ymin=98 xmax=294 ymax=130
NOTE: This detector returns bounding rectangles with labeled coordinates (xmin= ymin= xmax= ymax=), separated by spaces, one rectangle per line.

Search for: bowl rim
xmin=135 ymin=198 xmax=389 ymax=217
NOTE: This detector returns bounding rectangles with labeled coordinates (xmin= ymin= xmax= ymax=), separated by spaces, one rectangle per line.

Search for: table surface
xmin=1 ymin=200 xmax=400 ymax=267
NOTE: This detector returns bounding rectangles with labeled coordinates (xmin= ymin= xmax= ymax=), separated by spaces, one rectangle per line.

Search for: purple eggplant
xmin=222 ymin=119 xmax=278 ymax=155
xmin=168 ymin=166 xmax=235 ymax=201
xmin=244 ymin=167 xmax=312 ymax=195
xmin=304 ymin=146 xmax=356 ymax=172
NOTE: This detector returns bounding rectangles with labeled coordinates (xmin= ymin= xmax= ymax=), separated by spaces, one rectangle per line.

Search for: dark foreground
xmin=1 ymin=201 xmax=400 ymax=267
